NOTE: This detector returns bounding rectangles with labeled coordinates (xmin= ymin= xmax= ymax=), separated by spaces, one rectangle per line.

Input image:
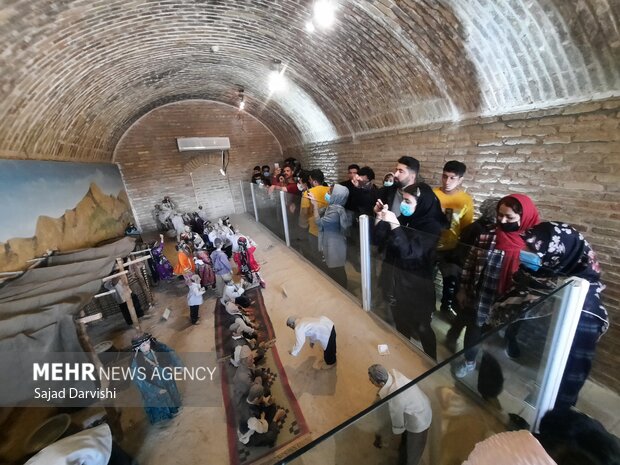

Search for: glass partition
xmin=252 ymin=183 xmax=286 ymax=241
xmin=240 ymin=180 xmax=254 ymax=216
xmin=238 ymin=180 xmax=568 ymax=367
xmin=281 ymin=189 xmax=364 ymax=304
xmin=365 ymin=217 xmax=501 ymax=363
xmin=276 ymin=281 xmax=577 ymax=464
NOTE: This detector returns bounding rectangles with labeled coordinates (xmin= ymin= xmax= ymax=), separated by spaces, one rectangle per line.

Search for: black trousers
xmin=447 ymin=307 xmax=482 ymax=362
xmin=189 ymin=305 xmax=200 ymax=324
xmin=323 ymin=327 xmax=337 ymax=365
xmin=119 ymin=293 xmax=144 ymax=325
xmin=398 ymin=429 xmax=428 ymax=465
xmin=325 ymin=266 xmax=347 ymax=289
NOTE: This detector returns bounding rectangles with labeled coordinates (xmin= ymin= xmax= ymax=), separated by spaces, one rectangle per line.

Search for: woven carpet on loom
xmin=215 ymin=287 xmax=310 ymax=465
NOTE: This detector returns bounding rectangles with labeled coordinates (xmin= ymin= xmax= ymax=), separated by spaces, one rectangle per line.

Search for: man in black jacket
xmin=377 ymin=156 xmax=420 ymax=214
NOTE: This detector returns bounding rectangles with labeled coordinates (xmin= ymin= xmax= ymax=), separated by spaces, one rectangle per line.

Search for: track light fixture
xmin=238 ymin=88 xmax=245 ymax=111
xmin=268 ymin=59 xmax=287 ymax=93
xmin=220 ymin=150 xmax=229 ymax=176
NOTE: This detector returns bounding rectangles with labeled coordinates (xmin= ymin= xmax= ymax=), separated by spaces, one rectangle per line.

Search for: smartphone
xmin=274 ymin=162 xmax=280 ymax=169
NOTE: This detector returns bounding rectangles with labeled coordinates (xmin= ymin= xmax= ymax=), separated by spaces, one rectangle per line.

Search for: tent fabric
xmin=0 ymin=314 xmax=95 ymax=406
xmin=45 ymin=236 xmax=136 ymax=265
xmin=0 ymin=237 xmax=136 ymax=404
xmin=0 ymin=256 xmax=116 ymax=302
xmin=0 ymin=238 xmax=136 ymax=315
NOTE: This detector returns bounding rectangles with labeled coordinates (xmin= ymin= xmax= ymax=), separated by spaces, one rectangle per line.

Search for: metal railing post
xmin=532 ymin=277 xmax=589 ymax=432
xmin=250 ymin=182 xmax=259 ymax=222
xmin=359 ymin=214 xmax=372 ymax=311
xmin=239 ymin=180 xmax=248 ymax=213
xmin=279 ymin=190 xmax=291 ymax=247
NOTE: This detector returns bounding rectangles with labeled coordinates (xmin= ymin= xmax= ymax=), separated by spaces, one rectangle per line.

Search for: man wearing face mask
xmin=345 ymin=166 xmax=378 ymax=215
xmin=260 ymin=165 xmax=272 ymax=186
xmin=345 ymin=166 xmax=378 ymax=272
xmin=373 ymin=183 xmax=447 ymax=359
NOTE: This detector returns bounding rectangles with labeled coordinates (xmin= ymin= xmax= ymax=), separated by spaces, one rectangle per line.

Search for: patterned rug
xmin=215 ymin=287 xmax=310 ymax=465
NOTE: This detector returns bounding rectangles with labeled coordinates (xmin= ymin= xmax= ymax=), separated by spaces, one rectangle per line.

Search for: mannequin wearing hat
xmin=130 ymin=334 xmax=183 ymax=425
xmin=221 ymin=279 xmax=253 ymax=308
xmin=173 ymin=242 xmax=195 ymax=284
xmin=237 ymin=384 xmax=286 ymax=447
xmin=232 ymin=234 xmax=262 ymax=280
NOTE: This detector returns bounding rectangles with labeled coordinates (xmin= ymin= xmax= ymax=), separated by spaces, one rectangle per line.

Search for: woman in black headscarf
xmin=374 ymin=183 xmax=447 ymax=359
xmin=522 ymin=222 xmax=609 ymax=409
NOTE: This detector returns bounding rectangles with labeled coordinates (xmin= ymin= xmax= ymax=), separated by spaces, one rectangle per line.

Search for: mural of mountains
xmin=0 ymin=183 xmax=134 ymax=272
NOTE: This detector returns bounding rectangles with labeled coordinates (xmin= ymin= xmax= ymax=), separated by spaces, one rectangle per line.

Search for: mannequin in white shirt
xmin=286 ymin=315 xmax=337 ymax=370
xmin=368 ymin=364 xmax=432 ymax=465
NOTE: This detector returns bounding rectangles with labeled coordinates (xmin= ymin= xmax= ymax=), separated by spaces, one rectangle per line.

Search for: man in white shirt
xmin=286 ymin=315 xmax=336 ymax=370
xmin=368 ymin=364 xmax=432 ymax=465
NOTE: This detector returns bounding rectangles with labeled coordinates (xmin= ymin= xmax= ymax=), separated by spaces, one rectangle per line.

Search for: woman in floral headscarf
xmin=522 ymin=222 xmax=608 ymax=408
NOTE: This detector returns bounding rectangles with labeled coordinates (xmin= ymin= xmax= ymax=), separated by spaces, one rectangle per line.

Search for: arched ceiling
xmin=0 ymin=0 xmax=618 ymax=162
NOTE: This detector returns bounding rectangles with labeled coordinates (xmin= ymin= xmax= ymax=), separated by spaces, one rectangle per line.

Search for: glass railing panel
xmin=281 ymin=189 xmax=363 ymax=304
xmin=252 ymin=183 xmax=286 ymax=241
xmin=367 ymin=218 xmax=466 ymax=361
xmin=278 ymin=281 xmax=574 ymax=465
xmin=452 ymin=281 xmax=575 ymax=427
xmin=240 ymin=181 xmax=255 ymax=217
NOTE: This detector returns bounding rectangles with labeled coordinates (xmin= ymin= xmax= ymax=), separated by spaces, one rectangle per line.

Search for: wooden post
xmin=115 ymin=258 xmax=141 ymax=330
xmin=75 ymin=312 xmax=123 ymax=441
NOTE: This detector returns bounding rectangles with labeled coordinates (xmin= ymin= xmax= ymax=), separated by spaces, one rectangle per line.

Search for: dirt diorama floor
xmin=0 ymin=214 xmax=431 ymax=465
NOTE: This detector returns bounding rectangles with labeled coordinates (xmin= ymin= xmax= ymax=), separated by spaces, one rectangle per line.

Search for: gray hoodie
xmin=316 ymin=184 xmax=352 ymax=267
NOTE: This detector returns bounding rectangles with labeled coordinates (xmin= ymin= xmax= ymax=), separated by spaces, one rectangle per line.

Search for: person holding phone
xmin=373 ymin=183 xmax=446 ymax=359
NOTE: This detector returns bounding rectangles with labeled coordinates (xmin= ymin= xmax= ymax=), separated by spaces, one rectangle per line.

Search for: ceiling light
xmin=238 ymin=88 xmax=245 ymax=111
xmin=313 ymin=0 xmax=335 ymax=28
xmin=268 ymin=69 xmax=287 ymax=93
xmin=305 ymin=21 xmax=315 ymax=33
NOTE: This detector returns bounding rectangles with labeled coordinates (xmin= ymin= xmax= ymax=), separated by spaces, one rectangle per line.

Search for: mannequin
xmin=130 ymin=333 xmax=182 ymax=425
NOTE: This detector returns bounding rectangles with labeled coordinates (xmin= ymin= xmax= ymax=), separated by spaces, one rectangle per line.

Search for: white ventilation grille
xmin=176 ymin=137 xmax=231 ymax=152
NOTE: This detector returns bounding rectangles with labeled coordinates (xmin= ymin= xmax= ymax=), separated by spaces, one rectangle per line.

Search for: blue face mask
xmin=519 ymin=250 xmax=542 ymax=272
xmin=384 ymin=181 xmax=394 ymax=187
xmin=263 ymin=171 xmax=270 ymax=176
xmin=400 ymin=201 xmax=415 ymax=217
xmin=324 ymin=193 xmax=331 ymax=204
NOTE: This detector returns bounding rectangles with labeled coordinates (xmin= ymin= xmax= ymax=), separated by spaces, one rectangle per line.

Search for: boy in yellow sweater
xmin=433 ymin=161 xmax=474 ymax=319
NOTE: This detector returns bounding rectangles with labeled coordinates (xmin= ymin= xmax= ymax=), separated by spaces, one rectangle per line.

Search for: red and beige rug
xmin=215 ymin=287 xmax=310 ymax=465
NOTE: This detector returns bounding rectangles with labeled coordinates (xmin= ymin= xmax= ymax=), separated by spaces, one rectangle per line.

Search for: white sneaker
xmin=453 ymin=361 xmax=476 ymax=379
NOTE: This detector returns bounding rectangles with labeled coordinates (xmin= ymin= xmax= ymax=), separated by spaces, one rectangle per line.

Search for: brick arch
xmin=0 ymin=0 xmax=618 ymax=163
xmin=183 ymin=152 xmax=227 ymax=173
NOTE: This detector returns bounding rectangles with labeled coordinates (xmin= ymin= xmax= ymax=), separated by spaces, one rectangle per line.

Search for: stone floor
xmin=92 ymin=213 xmax=437 ymax=465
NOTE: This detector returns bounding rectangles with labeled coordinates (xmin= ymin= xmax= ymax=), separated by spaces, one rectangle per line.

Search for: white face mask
xmin=297 ymin=183 xmax=305 ymax=191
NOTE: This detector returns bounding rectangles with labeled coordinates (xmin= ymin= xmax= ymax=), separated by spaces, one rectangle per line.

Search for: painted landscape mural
xmin=0 ymin=160 xmax=134 ymax=272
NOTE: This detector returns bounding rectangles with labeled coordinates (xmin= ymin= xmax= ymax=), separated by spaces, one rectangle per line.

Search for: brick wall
xmin=291 ymin=97 xmax=620 ymax=390
xmin=114 ymin=100 xmax=282 ymax=231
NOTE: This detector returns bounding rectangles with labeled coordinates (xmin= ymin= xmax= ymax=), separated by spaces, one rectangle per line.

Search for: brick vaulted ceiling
xmin=0 ymin=0 xmax=618 ymax=162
